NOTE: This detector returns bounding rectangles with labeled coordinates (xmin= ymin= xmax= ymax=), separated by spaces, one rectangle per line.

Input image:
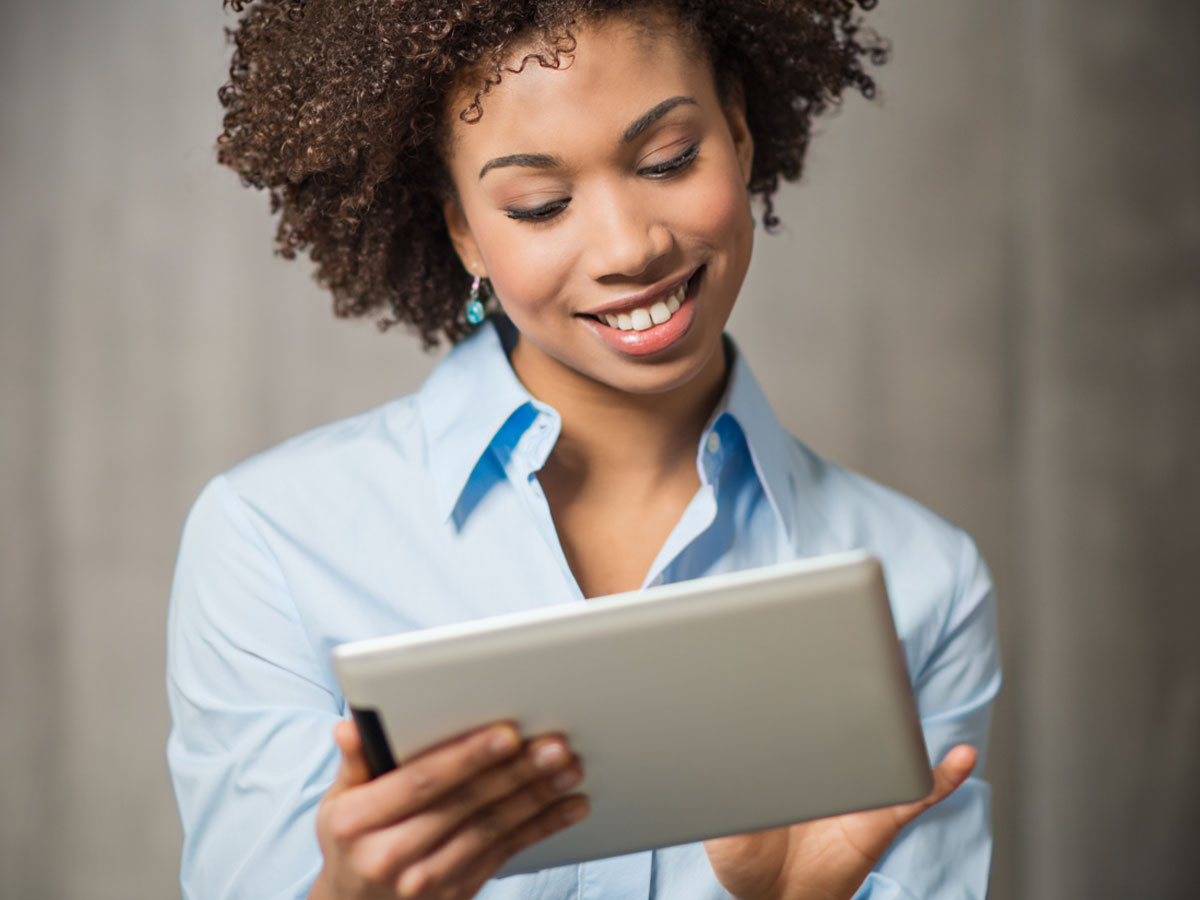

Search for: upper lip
xmin=579 ymin=266 xmax=700 ymax=318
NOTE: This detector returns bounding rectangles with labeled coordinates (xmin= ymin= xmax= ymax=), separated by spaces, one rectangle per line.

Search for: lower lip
xmin=581 ymin=270 xmax=702 ymax=357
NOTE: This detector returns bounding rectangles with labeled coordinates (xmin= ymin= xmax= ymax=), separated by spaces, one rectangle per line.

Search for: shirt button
xmin=706 ymin=431 xmax=721 ymax=454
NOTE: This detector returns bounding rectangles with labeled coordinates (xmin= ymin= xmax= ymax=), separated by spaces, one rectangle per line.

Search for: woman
xmin=168 ymin=1 xmax=1001 ymax=898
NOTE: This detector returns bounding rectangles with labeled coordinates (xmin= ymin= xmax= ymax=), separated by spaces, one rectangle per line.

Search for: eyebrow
xmin=477 ymin=95 xmax=699 ymax=179
xmin=478 ymin=152 xmax=563 ymax=180
xmin=620 ymin=95 xmax=697 ymax=143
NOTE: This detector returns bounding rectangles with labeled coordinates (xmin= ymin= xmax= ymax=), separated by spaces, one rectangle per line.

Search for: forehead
xmin=442 ymin=12 xmax=714 ymax=160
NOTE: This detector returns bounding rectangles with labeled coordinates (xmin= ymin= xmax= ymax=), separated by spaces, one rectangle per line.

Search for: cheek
xmin=671 ymin=168 xmax=752 ymax=254
xmin=474 ymin=223 xmax=574 ymax=314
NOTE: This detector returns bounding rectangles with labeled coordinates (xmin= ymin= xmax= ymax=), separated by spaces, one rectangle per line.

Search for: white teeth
xmin=596 ymin=277 xmax=690 ymax=331
xmin=667 ymin=281 xmax=686 ymax=312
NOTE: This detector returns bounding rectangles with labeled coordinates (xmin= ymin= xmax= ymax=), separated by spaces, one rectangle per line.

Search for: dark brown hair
xmin=218 ymin=0 xmax=887 ymax=347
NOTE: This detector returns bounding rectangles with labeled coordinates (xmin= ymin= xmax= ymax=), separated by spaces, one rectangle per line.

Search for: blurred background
xmin=2 ymin=0 xmax=1197 ymax=897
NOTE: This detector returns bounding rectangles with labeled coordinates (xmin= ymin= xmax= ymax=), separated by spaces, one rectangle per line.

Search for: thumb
xmin=329 ymin=719 xmax=372 ymax=793
xmin=901 ymin=744 xmax=977 ymax=826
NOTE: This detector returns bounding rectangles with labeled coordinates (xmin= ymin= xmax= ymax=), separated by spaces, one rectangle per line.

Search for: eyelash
xmin=639 ymin=142 xmax=700 ymax=177
xmin=504 ymin=142 xmax=701 ymax=223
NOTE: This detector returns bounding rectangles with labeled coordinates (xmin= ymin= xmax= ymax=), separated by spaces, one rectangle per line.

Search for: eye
xmin=505 ymin=199 xmax=569 ymax=223
xmin=638 ymin=142 xmax=700 ymax=178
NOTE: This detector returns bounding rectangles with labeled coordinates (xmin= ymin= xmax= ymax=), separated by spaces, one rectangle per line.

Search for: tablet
xmin=331 ymin=550 xmax=930 ymax=878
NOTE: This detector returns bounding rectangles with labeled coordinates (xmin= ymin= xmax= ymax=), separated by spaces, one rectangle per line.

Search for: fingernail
xmin=489 ymin=727 xmax=519 ymax=756
xmin=398 ymin=865 xmax=425 ymax=897
xmin=562 ymin=798 xmax=589 ymax=824
xmin=552 ymin=768 xmax=581 ymax=792
xmin=534 ymin=742 xmax=567 ymax=770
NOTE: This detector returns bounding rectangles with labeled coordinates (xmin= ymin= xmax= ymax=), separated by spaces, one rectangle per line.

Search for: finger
xmin=393 ymin=771 xmax=587 ymax=898
xmin=330 ymin=719 xmax=371 ymax=793
xmin=372 ymin=737 xmax=577 ymax=869
xmin=466 ymin=795 xmax=590 ymax=888
xmin=341 ymin=721 xmax=524 ymax=832
xmin=345 ymin=737 xmax=575 ymax=878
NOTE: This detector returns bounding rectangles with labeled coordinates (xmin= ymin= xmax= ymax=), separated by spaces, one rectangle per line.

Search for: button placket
xmin=510 ymin=411 xmax=583 ymax=601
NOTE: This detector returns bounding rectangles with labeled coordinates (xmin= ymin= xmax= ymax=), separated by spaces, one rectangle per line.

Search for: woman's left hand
xmin=703 ymin=744 xmax=978 ymax=900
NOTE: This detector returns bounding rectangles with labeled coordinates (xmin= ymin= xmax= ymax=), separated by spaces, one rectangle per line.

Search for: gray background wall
xmin=2 ymin=1 xmax=1197 ymax=897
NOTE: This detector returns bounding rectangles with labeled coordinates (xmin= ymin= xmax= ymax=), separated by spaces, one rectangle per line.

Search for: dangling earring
xmin=464 ymin=274 xmax=486 ymax=325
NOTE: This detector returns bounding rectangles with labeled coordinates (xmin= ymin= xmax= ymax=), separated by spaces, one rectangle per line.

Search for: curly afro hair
xmin=217 ymin=0 xmax=887 ymax=347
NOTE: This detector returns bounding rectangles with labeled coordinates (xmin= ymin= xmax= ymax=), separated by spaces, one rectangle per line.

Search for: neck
xmin=509 ymin=337 xmax=729 ymax=489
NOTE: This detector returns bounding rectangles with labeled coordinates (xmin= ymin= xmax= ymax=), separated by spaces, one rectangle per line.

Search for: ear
xmin=721 ymin=81 xmax=754 ymax=186
xmin=442 ymin=195 xmax=489 ymax=279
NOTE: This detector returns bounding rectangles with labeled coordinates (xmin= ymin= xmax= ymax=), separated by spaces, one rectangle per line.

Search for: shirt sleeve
xmin=852 ymin=532 xmax=1002 ymax=900
xmin=166 ymin=475 xmax=341 ymax=900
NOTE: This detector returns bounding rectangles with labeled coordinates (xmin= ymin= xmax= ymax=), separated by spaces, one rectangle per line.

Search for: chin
xmin=586 ymin=330 xmax=727 ymax=397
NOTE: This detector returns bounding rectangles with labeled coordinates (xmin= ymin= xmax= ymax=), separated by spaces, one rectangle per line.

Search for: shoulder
xmin=171 ymin=391 xmax=442 ymax=653
xmin=786 ymin=436 xmax=981 ymax=575
xmin=198 ymin=393 xmax=435 ymax=540
xmin=781 ymin=436 xmax=995 ymax=676
xmin=176 ymin=392 xmax=437 ymax=579
xmin=224 ymin=394 xmax=425 ymax=500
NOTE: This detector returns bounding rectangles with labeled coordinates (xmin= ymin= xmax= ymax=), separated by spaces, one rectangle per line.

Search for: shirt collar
xmin=416 ymin=318 xmax=795 ymax=539
xmin=702 ymin=334 xmax=797 ymax=540
xmin=416 ymin=317 xmax=547 ymax=522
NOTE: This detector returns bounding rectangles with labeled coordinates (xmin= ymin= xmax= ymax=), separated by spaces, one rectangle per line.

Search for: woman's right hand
xmin=307 ymin=719 xmax=589 ymax=900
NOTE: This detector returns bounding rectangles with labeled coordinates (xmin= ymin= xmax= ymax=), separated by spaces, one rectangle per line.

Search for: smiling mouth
xmin=581 ymin=266 xmax=704 ymax=332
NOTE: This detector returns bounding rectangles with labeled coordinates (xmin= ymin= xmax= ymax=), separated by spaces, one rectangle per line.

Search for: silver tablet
xmin=331 ymin=550 xmax=931 ymax=878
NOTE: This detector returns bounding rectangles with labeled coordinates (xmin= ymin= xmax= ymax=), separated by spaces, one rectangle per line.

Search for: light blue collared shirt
xmin=167 ymin=316 xmax=1000 ymax=900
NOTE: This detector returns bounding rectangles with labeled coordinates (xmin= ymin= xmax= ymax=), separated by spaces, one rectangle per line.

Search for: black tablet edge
xmin=350 ymin=706 xmax=397 ymax=778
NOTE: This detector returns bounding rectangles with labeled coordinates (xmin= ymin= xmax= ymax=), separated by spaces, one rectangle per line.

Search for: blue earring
xmin=465 ymin=274 xmax=486 ymax=325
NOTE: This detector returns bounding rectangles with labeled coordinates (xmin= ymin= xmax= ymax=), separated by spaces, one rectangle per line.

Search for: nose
xmin=584 ymin=187 xmax=674 ymax=280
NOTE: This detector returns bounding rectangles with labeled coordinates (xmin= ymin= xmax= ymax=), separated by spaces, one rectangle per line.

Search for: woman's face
xmin=441 ymin=10 xmax=755 ymax=399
